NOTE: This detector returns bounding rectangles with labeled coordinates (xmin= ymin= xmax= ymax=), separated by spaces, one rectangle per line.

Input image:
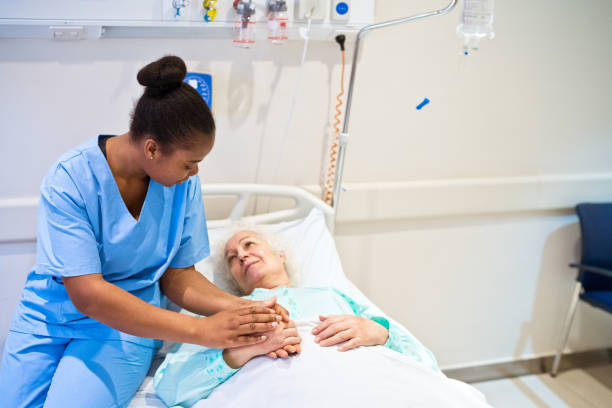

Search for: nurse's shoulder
xmin=39 ymin=137 xmax=100 ymax=206
xmin=183 ymin=173 xmax=202 ymax=199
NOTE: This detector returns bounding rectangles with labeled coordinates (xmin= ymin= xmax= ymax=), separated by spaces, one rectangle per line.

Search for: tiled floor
xmin=472 ymin=365 xmax=612 ymax=407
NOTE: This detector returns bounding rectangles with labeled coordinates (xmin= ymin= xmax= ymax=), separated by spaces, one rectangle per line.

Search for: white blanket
xmin=192 ymin=320 xmax=491 ymax=408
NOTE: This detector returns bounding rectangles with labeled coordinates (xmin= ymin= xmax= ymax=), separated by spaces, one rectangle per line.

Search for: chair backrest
xmin=576 ymin=203 xmax=612 ymax=291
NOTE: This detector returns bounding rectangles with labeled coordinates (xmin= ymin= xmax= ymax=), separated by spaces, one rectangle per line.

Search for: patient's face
xmin=225 ymin=231 xmax=288 ymax=295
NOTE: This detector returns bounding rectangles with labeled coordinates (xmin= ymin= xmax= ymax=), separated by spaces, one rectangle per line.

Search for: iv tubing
xmin=331 ymin=0 xmax=458 ymax=212
xmin=276 ymin=17 xmax=312 ymax=180
xmin=261 ymin=17 xmax=313 ymax=213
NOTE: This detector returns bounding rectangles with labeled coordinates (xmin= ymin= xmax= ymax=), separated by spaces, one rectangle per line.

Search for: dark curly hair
xmin=130 ymin=55 xmax=215 ymax=152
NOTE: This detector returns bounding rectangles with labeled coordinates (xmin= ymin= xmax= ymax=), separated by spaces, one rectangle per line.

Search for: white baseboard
xmin=442 ymin=348 xmax=612 ymax=383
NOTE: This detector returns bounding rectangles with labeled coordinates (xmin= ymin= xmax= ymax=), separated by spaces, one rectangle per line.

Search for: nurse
xmin=0 ymin=55 xmax=298 ymax=408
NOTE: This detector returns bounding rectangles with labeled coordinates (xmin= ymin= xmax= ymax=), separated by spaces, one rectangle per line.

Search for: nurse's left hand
xmin=312 ymin=315 xmax=389 ymax=352
xmin=239 ymin=297 xmax=290 ymax=323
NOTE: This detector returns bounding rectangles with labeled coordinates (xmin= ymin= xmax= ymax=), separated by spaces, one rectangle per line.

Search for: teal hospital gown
xmin=154 ymin=286 xmax=438 ymax=407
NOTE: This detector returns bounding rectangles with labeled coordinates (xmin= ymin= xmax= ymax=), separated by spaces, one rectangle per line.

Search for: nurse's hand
xmin=238 ymin=297 xmax=290 ymax=323
xmin=196 ymin=300 xmax=283 ymax=348
xmin=311 ymin=314 xmax=389 ymax=351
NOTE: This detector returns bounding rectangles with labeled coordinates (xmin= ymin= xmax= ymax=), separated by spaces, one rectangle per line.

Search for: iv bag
xmin=457 ymin=0 xmax=494 ymax=54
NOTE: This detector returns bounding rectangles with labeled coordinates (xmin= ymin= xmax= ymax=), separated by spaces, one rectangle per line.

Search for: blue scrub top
xmin=10 ymin=136 xmax=210 ymax=348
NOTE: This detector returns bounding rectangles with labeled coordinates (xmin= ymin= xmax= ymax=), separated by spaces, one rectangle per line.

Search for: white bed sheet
xmin=130 ymin=322 xmax=490 ymax=408
xmin=194 ymin=320 xmax=490 ymax=408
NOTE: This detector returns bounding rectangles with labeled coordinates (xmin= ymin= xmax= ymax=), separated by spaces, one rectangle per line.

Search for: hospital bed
xmin=127 ymin=183 xmax=490 ymax=408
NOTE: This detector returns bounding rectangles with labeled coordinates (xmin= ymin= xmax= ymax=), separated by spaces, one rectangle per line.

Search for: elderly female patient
xmin=153 ymin=228 xmax=437 ymax=407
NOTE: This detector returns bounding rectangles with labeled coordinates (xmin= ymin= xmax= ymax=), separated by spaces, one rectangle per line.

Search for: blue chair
xmin=551 ymin=203 xmax=612 ymax=376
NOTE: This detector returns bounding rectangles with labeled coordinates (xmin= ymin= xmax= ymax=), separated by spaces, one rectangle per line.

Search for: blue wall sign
xmin=184 ymin=72 xmax=213 ymax=108
xmin=336 ymin=2 xmax=349 ymax=15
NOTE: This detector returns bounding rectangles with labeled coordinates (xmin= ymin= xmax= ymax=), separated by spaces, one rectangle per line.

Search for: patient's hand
xmin=265 ymin=341 xmax=301 ymax=359
xmin=312 ymin=315 xmax=389 ymax=352
xmin=223 ymin=320 xmax=301 ymax=368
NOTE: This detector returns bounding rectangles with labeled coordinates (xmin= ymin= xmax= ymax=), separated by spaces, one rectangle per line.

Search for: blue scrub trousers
xmin=0 ymin=331 xmax=155 ymax=408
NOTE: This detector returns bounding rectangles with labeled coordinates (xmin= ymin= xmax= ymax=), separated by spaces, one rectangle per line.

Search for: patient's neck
xmin=251 ymin=273 xmax=291 ymax=293
xmin=262 ymin=276 xmax=291 ymax=290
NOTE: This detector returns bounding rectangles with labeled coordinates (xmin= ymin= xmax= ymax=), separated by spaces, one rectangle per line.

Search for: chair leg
xmin=550 ymin=282 xmax=582 ymax=377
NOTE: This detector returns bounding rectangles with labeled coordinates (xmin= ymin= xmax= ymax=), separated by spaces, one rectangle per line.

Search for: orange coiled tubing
xmin=324 ymin=50 xmax=345 ymax=205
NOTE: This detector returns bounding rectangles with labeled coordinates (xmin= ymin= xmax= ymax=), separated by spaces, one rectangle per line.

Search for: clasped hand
xmin=220 ymin=312 xmax=389 ymax=369
xmin=195 ymin=297 xmax=296 ymax=348
xmin=223 ymin=320 xmax=302 ymax=368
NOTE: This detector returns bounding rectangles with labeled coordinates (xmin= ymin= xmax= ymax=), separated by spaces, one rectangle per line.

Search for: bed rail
xmin=202 ymin=184 xmax=335 ymax=232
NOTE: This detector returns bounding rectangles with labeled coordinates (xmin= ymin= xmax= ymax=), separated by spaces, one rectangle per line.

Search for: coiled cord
xmin=324 ymin=35 xmax=346 ymax=205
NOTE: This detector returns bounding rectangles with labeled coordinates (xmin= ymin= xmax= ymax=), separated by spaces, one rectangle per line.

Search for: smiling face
xmin=143 ymin=133 xmax=214 ymax=187
xmin=224 ymin=230 xmax=290 ymax=295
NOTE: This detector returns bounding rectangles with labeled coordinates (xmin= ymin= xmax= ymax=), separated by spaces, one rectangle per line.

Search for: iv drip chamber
xmin=457 ymin=0 xmax=494 ymax=54
xmin=233 ymin=0 xmax=257 ymax=48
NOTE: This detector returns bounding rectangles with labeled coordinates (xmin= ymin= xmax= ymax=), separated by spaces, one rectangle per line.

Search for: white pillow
xmin=195 ymin=208 xmax=346 ymax=293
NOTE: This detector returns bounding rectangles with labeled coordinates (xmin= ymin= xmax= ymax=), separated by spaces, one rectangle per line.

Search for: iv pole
xmin=331 ymin=0 xmax=458 ymax=211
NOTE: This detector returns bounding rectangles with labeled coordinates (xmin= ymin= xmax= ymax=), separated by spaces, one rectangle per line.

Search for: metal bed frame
xmin=202 ymin=183 xmax=335 ymax=231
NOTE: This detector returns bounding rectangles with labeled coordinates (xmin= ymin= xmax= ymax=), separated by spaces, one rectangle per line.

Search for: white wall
xmin=331 ymin=0 xmax=612 ymax=368
xmin=1 ymin=0 xmax=612 ymax=369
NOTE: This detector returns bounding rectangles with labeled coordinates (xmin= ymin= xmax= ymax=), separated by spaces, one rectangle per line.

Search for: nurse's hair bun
xmin=137 ymin=55 xmax=187 ymax=96
xmin=131 ymin=55 xmax=215 ymax=150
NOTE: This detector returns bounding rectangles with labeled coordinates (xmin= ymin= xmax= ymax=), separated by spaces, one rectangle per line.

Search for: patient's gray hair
xmin=211 ymin=223 xmax=301 ymax=295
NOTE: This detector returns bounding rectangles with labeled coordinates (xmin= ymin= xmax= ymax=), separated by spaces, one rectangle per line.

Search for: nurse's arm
xmin=161 ymin=265 xmax=251 ymax=316
xmin=62 ymin=273 xmax=281 ymax=349
xmin=160 ymin=265 xmax=290 ymax=321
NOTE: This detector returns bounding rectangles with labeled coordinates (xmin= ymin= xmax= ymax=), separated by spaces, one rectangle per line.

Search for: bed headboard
xmin=202 ymin=184 xmax=335 ymax=233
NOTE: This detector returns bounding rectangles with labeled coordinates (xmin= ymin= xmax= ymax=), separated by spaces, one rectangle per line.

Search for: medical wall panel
xmin=0 ymin=0 xmax=375 ymax=40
